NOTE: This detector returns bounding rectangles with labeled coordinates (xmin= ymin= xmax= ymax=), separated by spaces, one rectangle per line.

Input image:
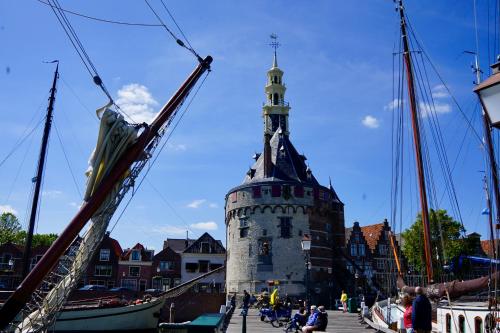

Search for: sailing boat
xmin=367 ymin=1 xmax=500 ymax=332
xmin=0 ymin=22 xmax=214 ymax=333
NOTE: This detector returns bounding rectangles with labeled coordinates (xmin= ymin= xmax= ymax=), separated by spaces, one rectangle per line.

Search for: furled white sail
xmin=15 ymin=106 xmax=139 ymax=332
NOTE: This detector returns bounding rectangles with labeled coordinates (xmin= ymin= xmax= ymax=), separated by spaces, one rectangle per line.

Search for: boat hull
xmin=50 ymin=297 xmax=165 ymax=332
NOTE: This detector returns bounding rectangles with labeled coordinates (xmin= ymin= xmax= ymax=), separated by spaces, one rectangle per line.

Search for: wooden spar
xmin=398 ymin=0 xmax=434 ymax=283
xmin=388 ymin=231 xmax=403 ymax=277
xmin=0 ymin=56 xmax=212 ymax=329
xmin=21 ymin=63 xmax=59 ymax=279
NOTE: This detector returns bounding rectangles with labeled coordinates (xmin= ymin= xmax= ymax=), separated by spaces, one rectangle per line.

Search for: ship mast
xmin=398 ymin=0 xmax=434 ymax=283
xmin=0 ymin=56 xmax=212 ymax=329
xmin=21 ymin=62 xmax=59 ymax=279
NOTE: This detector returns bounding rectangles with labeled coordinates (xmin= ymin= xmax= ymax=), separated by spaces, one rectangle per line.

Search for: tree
xmin=0 ymin=212 xmax=23 ymax=244
xmin=402 ymin=209 xmax=466 ymax=278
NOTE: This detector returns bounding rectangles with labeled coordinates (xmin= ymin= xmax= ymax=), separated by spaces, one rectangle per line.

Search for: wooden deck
xmin=225 ymin=309 xmax=375 ymax=333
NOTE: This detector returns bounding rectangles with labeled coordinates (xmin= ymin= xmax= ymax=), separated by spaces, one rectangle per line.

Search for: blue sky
xmin=0 ymin=1 xmax=498 ymax=251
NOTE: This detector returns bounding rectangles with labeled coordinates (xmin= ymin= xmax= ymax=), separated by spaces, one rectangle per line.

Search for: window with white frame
xmin=95 ymin=265 xmax=112 ymax=276
xmin=122 ymin=279 xmax=137 ymax=290
xmin=99 ymin=249 xmax=110 ymax=261
xmin=378 ymin=244 xmax=387 ymax=255
xmin=159 ymin=261 xmax=174 ymax=271
xmin=350 ymin=243 xmax=357 ymax=256
xmin=131 ymin=250 xmax=141 ymax=261
xmin=358 ymin=244 xmax=365 ymax=256
xmin=129 ymin=266 xmax=140 ymax=277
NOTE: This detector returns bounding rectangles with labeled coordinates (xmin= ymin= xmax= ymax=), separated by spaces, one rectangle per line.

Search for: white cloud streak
xmin=384 ymin=98 xmax=402 ymax=111
xmin=362 ymin=115 xmax=380 ymax=129
xmin=187 ymin=199 xmax=206 ymax=209
xmin=0 ymin=205 xmax=18 ymax=215
xmin=116 ymin=84 xmax=158 ymax=124
xmin=431 ymin=84 xmax=449 ymax=99
xmin=42 ymin=190 xmax=62 ymax=198
xmin=152 ymin=225 xmax=187 ymax=236
xmin=190 ymin=221 xmax=218 ymax=231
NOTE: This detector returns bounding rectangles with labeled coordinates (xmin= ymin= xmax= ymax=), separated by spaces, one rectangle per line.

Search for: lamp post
xmin=474 ymin=57 xmax=500 ymax=256
xmin=301 ymin=234 xmax=311 ymax=305
xmin=327 ymin=267 xmax=332 ymax=310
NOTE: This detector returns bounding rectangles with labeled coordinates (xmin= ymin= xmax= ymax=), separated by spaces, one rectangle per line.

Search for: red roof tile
xmin=360 ymin=223 xmax=385 ymax=251
xmin=481 ymin=240 xmax=496 ymax=258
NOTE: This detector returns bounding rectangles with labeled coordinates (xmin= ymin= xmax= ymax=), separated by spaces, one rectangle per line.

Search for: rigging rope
xmin=143 ymin=0 xmax=202 ymax=61
xmin=36 ymin=0 xmax=163 ymax=27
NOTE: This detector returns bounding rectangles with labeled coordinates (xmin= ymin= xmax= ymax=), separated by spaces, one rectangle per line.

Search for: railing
xmin=262 ymin=101 xmax=290 ymax=107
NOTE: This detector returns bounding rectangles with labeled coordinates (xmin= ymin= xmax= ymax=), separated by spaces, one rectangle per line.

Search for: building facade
xmin=225 ymin=53 xmax=347 ymax=304
xmin=180 ymin=233 xmax=225 ymax=293
xmin=83 ymin=233 xmax=122 ymax=289
xmin=152 ymin=246 xmax=182 ymax=291
xmin=118 ymin=243 xmax=154 ymax=291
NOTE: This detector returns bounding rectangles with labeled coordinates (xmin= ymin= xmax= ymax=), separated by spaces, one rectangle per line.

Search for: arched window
xmin=475 ymin=316 xmax=483 ymax=333
xmin=273 ymin=75 xmax=277 ymax=83
xmin=458 ymin=315 xmax=465 ymax=333
xmin=445 ymin=313 xmax=451 ymax=333
xmin=273 ymin=93 xmax=279 ymax=105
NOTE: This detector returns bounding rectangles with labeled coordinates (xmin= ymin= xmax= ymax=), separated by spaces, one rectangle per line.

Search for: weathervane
xmin=269 ymin=33 xmax=281 ymax=57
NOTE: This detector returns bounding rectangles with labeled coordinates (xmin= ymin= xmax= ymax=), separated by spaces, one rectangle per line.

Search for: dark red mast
xmin=0 ymin=56 xmax=212 ymax=329
xmin=398 ymin=0 xmax=434 ymax=283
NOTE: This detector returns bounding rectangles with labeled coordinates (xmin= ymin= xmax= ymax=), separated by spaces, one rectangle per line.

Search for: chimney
xmin=263 ymin=134 xmax=272 ymax=178
xmin=185 ymin=230 xmax=189 ymax=249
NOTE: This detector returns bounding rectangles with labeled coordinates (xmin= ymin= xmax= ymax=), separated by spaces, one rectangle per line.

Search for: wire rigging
xmin=143 ymin=0 xmax=201 ymax=61
xmin=36 ymin=0 xmax=163 ymax=27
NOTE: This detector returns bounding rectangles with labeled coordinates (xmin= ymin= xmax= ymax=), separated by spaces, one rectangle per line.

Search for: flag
xmin=270 ymin=288 xmax=278 ymax=305
xmin=482 ymin=208 xmax=490 ymax=215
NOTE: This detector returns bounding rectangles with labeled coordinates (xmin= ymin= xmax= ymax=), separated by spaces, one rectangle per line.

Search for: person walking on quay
xmin=402 ymin=294 xmax=413 ymax=333
xmin=411 ymin=287 xmax=432 ymax=333
xmin=241 ymin=290 xmax=250 ymax=315
xmin=340 ymin=290 xmax=348 ymax=313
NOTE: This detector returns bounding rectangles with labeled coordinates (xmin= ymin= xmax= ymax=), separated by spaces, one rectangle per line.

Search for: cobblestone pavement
xmin=225 ymin=309 xmax=375 ymax=333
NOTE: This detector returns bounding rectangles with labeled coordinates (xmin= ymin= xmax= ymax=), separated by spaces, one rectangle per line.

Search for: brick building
xmin=82 ymin=233 xmax=123 ymax=289
xmin=118 ymin=243 xmax=154 ymax=291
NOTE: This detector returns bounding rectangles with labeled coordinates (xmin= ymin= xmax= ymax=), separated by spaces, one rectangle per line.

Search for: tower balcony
xmin=263 ymin=100 xmax=290 ymax=107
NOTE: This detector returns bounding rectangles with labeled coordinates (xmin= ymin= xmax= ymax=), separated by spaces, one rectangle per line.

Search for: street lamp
xmin=474 ymin=59 xmax=500 ymax=128
xmin=301 ymin=234 xmax=311 ymax=305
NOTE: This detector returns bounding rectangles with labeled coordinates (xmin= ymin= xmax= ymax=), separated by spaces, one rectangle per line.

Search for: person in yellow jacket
xmin=340 ymin=290 xmax=348 ymax=313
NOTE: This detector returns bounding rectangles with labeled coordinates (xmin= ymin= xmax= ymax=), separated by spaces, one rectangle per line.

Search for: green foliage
xmin=0 ymin=212 xmax=58 ymax=247
xmin=0 ymin=212 xmax=22 ymax=244
xmin=402 ymin=209 xmax=466 ymax=277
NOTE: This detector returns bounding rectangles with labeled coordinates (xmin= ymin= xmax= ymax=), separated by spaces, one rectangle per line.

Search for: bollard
xmin=242 ymin=310 xmax=247 ymax=333
xmin=169 ymin=302 xmax=175 ymax=323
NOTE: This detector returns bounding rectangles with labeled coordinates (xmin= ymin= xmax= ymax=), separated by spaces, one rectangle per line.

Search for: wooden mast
xmin=21 ymin=62 xmax=59 ymax=279
xmin=398 ymin=0 xmax=434 ymax=283
xmin=0 ymin=56 xmax=212 ymax=329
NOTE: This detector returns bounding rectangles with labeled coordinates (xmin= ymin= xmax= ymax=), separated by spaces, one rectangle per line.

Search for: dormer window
xmin=100 ymin=249 xmax=110 ymax=261
xmin=200 ymin=242 xmax=210 ymax=253
xmin=131 ymin=250 xmax=141 ymax=261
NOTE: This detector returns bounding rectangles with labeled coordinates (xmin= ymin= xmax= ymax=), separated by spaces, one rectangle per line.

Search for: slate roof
xmin=164 ymin=238 xmax=195 ymax=253
xmin=243 ymin=130 xmax=319 ymax=185
xmin=121 ymin=243 xmax=153 ymax=261
xmin=183 ymin=232 xmax=225 ymax=254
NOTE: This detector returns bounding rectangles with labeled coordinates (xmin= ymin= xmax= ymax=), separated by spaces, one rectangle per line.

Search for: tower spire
xmin=263 ymin=34 xmax=290 ymax=137
xmin=270 ymin=33 xmax=280 ymax=68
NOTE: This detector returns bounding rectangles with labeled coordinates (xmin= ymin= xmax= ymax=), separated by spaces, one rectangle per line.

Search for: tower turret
xmin=263 ymin=38 xmax=291 ymax=137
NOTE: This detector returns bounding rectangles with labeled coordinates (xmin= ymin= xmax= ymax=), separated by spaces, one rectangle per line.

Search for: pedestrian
xmin=301 ymin=305 xmax=319 ymax=333
xmin=340 ymin=290 xmax=348 ymax=313
xmin=315 ymin=305 xmax=328 ymax=331
xmin=230 ymin=293 xmax=236 ymax=309
xmin=402 ymin=293 xmax=413 ymax=333
xmin=411 ymin=287 xmax=432 ymax=333
xmin=240 ymin=290 xmax=250 ymax=315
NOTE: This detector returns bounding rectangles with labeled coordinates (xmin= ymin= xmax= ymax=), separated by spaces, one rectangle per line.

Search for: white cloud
xmin=419 ymin=101 xmax=451 ymax=117
xmin=168 ymin=143 xmax=187 ymax=151
xmin=0 ymin=205 xmax=17 ymax=215
xmin=116 ymin=84 xmax=158 ymax=124
xmin=42 ymin=190 xmax=62 ymax=198
xmin=432 ymin=84 xmax=449 ymax=99
xmin=384 ymin=98 xmax=402 ymax=111
xmin=152 ymin=225 xmax=187 ymax=236
xmin=187 ymin=199 xmax=206 ymax=209
xmin=190 ymin=221 xmax=218 ymax=231
xmin=69 ymin=202 xmax=82 ymax=209
xmin=362 ymin=115 xmax=380 ymax=129
xmin=209 ymin=203 xmax=218 ymax=208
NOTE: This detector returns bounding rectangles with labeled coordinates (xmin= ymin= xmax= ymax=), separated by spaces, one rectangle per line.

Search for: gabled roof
xmin=183 ymin=232 xmax=226 ymax=254
xmin=360 ymin=223 xmax=386 ymax=252
xmin=164 ymin=238 xmax=195 ymax=253
xmin=109 ymin=237 xmax=123 ymax=257
xmin=121 ymin=243 xmax=153 ymax=261
xmin=243 ymin=130 xmax=319 ymax=185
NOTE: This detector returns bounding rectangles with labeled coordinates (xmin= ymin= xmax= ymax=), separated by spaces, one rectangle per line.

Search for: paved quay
xmin=225 ymin=309 xmax=375 ymax=333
